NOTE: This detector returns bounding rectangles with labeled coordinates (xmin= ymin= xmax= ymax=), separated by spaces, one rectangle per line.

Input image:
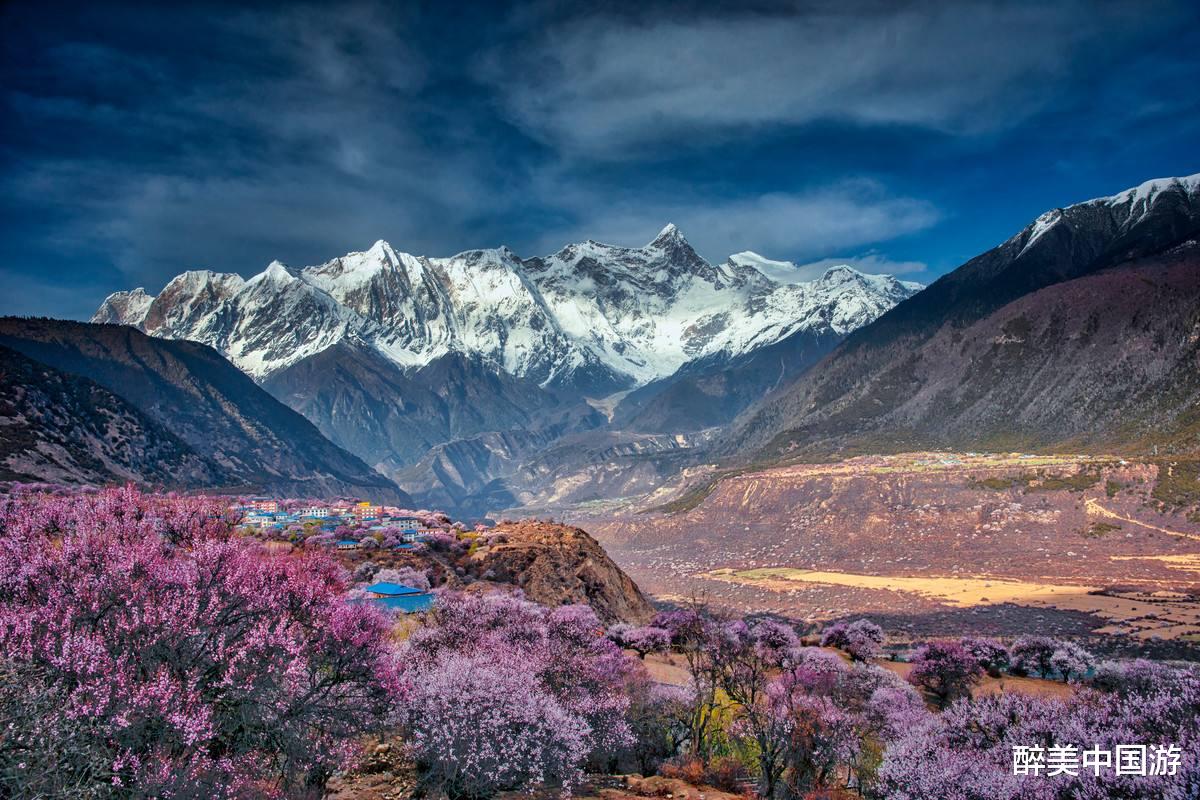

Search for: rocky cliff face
xmin=722 ymin=174 xmax=1200 ymax=461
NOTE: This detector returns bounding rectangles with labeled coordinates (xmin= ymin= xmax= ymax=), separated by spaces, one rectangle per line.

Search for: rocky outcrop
xmin=468 ymin=521 xmax=656 ymax=624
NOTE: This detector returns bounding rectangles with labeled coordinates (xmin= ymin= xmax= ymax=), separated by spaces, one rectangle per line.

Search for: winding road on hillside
xmin=1085 ymin=497 xmax=1200 ymax=542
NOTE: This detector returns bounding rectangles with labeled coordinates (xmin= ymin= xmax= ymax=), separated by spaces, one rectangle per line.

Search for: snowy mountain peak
xmin=93 ymin=232 xmax=923 ymax=388
xmin=817 ymin=264 xmax=864 ymax=283
xmin=1012 ymin=172 xmax=1200 ymax=257
xmin=94 ymin=287 xmax=155 ymax=326
xmin=256 ymin=260 xmax=297 ymax=283
xmin=650 ymin=222 xmax=683 ymax=245
xmin=647 ymin=223 xmax=702 ymax=263
xmin=1104 ymin=173 xmax=1200 ymax=207
xmin=154 ymin=270 xmax=245 ymax=303
xmin=366 ymin=239 xmax=400 ymax=264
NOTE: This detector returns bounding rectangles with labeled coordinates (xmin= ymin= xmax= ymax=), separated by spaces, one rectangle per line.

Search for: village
xmin=230 ymin=497 xmax=480 ymax=613
xmin=231 ymin=497 xmax=453 ymax=545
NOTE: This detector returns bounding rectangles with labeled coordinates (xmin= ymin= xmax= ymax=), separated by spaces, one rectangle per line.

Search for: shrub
xmin=621 ymin=676 xmax=692 ymax=775
xmin=660 ymin=755 xmax=708 ymax=786
xmin=660 ymin=755 xmax=749 ymax=792
xmin=704 ymin=756 xmax=752 ymax=793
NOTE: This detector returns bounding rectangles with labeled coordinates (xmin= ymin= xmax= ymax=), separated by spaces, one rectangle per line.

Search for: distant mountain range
xmin=96 ymin=225 xmax=919 ymax=389
xmin=720 ymin=173 xmax=1200 ymax=462
xmin=65 ymin=172 xmax=1200 ymax=514
xmin=94 ymin=228 xmax=919 ymax=511
xmin=0 ymin=319 xmax=408 ymax=501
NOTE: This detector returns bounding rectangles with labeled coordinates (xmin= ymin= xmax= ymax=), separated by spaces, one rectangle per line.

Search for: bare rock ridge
xmin=469 ymin=520 xmax=656 ymax=624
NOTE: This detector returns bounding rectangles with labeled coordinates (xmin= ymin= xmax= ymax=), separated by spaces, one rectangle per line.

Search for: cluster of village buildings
xmin=230 ymin=498 xmax=440 ymax=549
xmin=230 ymin=498 xmax=444 ymax=612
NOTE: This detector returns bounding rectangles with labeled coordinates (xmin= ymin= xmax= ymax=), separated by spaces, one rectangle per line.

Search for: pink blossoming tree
xmin=393 ymin=591 xmax=634 ymax=798
xmin=0 ymin=487 xmax=399 ymax=798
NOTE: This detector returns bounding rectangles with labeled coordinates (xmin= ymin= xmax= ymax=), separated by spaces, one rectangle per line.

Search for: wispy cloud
xmin=1 ymin=0 xmax=1196 ymax=319
xmin=1 ymin=2 xmax=501 ymax=294
xmin=478 ymin=1 xmax=1153 ymax=157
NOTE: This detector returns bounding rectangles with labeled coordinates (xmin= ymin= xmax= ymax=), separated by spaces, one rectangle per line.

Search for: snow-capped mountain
xmin=95 ymin=225 xmax=922 ymax=390
xmin=94 ymin=225 xmax=922 ymax=514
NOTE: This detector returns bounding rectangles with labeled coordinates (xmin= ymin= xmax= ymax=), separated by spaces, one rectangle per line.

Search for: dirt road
xmin=1085 ymin=497 xmax=1200 ymax=542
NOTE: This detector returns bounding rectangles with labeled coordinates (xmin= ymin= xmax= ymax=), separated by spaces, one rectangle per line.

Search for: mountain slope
xmin=0 ymin=318 xmax=409 ymax=500
xmin=721 ymin=174 xmax=1200 ymax=460
xmin=261 ymin=342 xmax=601 ymax=473
xmin=0 ymin=344 xmax=221 ymax=487
xmin=612 ymin=265 xmax=918 ymax=432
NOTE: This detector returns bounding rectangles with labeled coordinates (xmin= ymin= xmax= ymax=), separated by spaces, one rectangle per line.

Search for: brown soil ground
xmin=325 ymin=759 xmax=748 ymax=800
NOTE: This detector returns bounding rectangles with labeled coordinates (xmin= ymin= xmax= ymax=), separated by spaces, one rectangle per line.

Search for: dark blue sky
xmin=3 ymin=0 xmax=1198 ymax=318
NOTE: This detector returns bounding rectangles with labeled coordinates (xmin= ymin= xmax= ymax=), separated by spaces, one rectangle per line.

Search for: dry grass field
xmin=701 ymin=567 xmax=1200 ymax=640
xmin=580 ymin=452 xmax=1200 ymax=647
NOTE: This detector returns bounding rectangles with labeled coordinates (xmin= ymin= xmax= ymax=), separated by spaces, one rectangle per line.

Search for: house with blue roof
xmin=363 ymin=581 xmax=435 ymax=613
xmin=365 ymin=582 xmax=423 ymax=597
